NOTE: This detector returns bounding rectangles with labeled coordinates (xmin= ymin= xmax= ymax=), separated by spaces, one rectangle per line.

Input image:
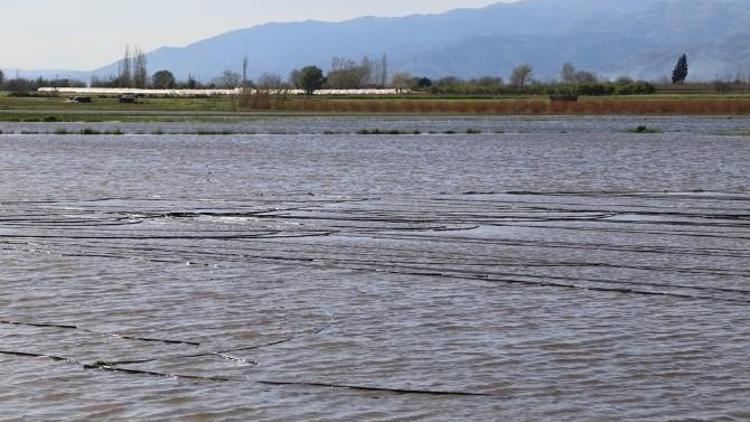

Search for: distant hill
xmin=8 ymin=0 xmax=750 ymax=83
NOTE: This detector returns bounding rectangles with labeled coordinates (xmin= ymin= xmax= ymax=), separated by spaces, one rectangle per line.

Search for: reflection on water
xmin=1 ymin=119 xmax=749 ymax=420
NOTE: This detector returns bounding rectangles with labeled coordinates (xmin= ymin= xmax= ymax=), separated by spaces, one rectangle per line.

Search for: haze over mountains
xmin=10 ymin=0 xmax=750 ymax=83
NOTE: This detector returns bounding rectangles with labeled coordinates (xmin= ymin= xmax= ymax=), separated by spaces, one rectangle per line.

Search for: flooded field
xmin=1 ymin=117 xmax=749 ymax=420
xmin=2 ymin=114 xmax=750 ymax=136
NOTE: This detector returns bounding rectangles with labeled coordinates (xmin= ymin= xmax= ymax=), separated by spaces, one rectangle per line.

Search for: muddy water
xmin=1 ymin=119 xmax=749 ymax=420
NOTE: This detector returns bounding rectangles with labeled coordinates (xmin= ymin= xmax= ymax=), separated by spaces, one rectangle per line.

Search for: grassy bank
xmin=3 ymin=92 xmax=750 ymax=121
xmin=0 ymin=92 xmax=234 ymax=112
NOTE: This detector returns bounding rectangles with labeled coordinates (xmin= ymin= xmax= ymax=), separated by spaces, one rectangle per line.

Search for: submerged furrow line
xmin=503 ymin=191 xmax=750 ymax=201
xmin=33 ymin=245 xmax=735 ymax=303
xmin=293 ymin=258 xmax=750 ymax=295
xmin=0 ymin=349 xmax=494 ymax=397
xmin=247 ymin=239 xmax=750 ymax=277
xmin=0 ymin=319 xmax=200 ymax=347
xmin=346 ymin=266 xmax=750 ymax=304
xmin=427 ymin=195 xmax=750 ymax=212
xmin=7 ymin=236 xmax=748 ymax=293
xmin=269 ymin=257 xmax=750 ymax=297
xmin=356 ymin=233 xmax=750 ymax=258
xmin=253 ymin=380 xmax=495 ymax=397
xmin=0 ymin=349 xmax=234 ymax=382
xmin=491 ymin=222 xmax=750 ymax=240
xmin=298 ymin=205 xmax=750 ymax=222
xmin=100 ymin=310 xmax=336 ymax=367
xmin=255 ymin=201 xmax=750 ymax=221
xmin=0 ymin=309 xmax=335 ymax=369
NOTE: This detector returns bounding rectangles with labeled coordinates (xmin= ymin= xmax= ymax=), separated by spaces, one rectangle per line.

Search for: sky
xmin=1 ymin=0 xmax=513 ymax=70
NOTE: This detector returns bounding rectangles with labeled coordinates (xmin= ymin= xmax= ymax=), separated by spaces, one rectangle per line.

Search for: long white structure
xmin=37 ymin=87 xmax=408 ymax=96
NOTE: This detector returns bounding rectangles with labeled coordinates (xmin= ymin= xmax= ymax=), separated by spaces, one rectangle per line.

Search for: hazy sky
xmin=1 ymin=0 xmax=513 ymax=70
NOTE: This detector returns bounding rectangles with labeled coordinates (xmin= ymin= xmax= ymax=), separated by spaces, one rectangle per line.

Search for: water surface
xmin=1 ymin=117 xmax=749 ymax=420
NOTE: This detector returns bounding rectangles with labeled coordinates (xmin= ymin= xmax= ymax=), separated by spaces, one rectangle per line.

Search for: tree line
xmin=273 ymin=60 xmax=656 ymax=96
xmin=3 ymin=51 xmax=740 ymax=96
xmin=0 ymin=71 xmax=86 ymax=94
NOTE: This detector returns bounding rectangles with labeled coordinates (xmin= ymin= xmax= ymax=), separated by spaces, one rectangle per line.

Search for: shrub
xmin=627 ymin=125 xmax=661 ymax=134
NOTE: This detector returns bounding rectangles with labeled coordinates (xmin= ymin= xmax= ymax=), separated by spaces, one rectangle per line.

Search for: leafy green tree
xmin=672 ymin=54 xmax=688 ymax=84
xmin=297 ymin=66 xmax=325 ymax=95
xmin=0 ymin=69 xmax=4 ymax=88
xmin=151 ymin=70 xmax=176 ymax=89
xmin=416 ymin=77 xmax=432 ymax=88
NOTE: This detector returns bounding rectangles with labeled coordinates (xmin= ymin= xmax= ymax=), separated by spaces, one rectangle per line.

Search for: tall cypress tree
xmin=672 ymin=54 xmax=688 ymax=84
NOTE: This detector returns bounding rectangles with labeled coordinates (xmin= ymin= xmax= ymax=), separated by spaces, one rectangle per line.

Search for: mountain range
xmin=7 ymin=0 xmax=750 ymax=83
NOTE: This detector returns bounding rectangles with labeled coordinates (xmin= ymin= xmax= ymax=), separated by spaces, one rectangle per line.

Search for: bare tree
xmin=561 ymin=63 xmax=598 ymax=84
xmin=257 ymin=72 xmax=283 ymax=89
xmin=390 ymin=72 xmax=413 ymax=93
xmin=327 ymin=57 xmax=378 ymax=89
xmin=214 ymin=69 xmax=242 ymax=88
xmin=133 ymin=47 xmax=148 ymax=88
xmin=331 ymin=57 xmax=357 ymax=72
xmin=186 ymin=73 xmax=198 ymax=89
xmin=242 ymin=56 xmax=249 ymax=86
xmin=360 ymin=57 xmax=374 ymax=86
xmin=380 ymin=54 xmax=388 ymax=88
xmin=119 ymin=45 xmax=132 ymax=88
xmin=574 ymin=71 xmax=598 ymax=83
xmin=289 ymin=69 xmax=302 ymax=88
xmin=476 ymin=76 xmax=504 ymax=86
xmin=561 ymin=63 xmax=576 ymax=83
xmin=510 ymin=64 xmax=533 ymax=87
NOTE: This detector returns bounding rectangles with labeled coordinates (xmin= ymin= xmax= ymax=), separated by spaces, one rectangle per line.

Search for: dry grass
xmin=557 ymin=98 xmax=750 ymax=115
xmin=236 ymin=96 xmax=750 ymax=115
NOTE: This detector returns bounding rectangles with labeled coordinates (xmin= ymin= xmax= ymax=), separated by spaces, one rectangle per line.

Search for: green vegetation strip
xmin=627 ymin=125 xmax=662 ymax=134
xmin=3 ymin=93 xmax=750 ymax=121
